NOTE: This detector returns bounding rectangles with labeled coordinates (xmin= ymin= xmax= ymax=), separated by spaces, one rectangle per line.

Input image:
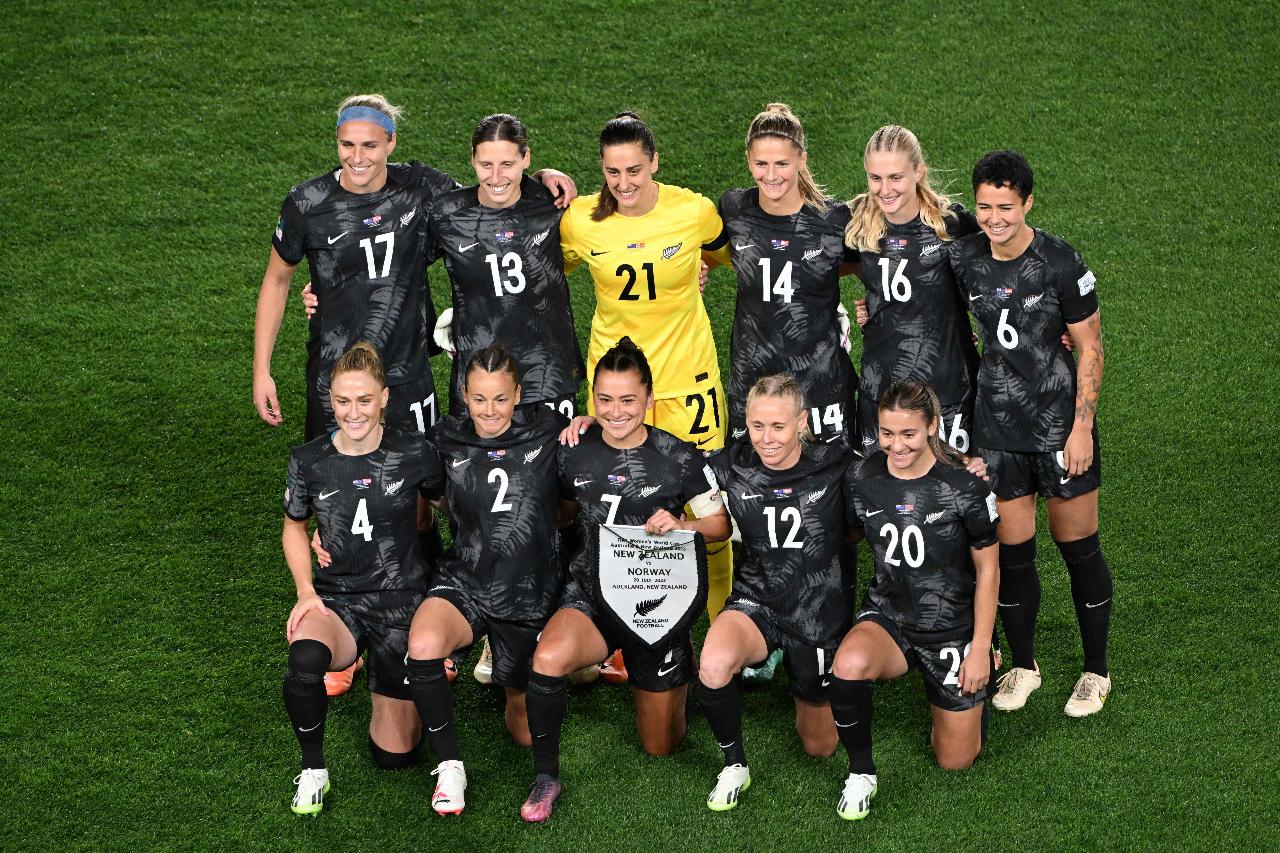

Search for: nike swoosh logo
xmin=452 ymin=458 xmax=470 ymax=468
xmin=998 ymin=602 xmax=1020 ymax=608
xmin=327 ymin=232 xmax=348 ymax=245
xmin=717 ymin=741 xmax=736 ymax=749
xmin=318 ymin=490 xmax=339 ymax=500
xmin=865 ymin=509 xmax=882 ymax=517
xmin=741 ymin=493 xmax=761 ymax=500
xmin=1060 ymin=476 xmax=1072 ymax=485
xmin=734 ymin=243 xmax=754 ymax=251
xmin=459 ymin=242 xmax=478 ymax=252
xmin=428 ymin=723 xmax=447 ymax=733
xmin=657 ymin=665 xmax=678 ymax=677
xmin=969 ymin=294 xmax=982 ymax=302
xmin=573 ymin=478 xmax=592 ymax=487
xmin=821 ymin=679 xmax=830 ymax=687
xmin=298 ymin=722 xmax=322 ymax=732
xmin=590 ymin=249 xmax=608 ymax=256
xmin=1085 ymin=598 xmax=1111 ymax=608
xmin=696 ymin=436 xmax=715 ymax=447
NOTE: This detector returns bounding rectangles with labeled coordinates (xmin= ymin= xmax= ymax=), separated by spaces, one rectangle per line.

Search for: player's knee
xmin=531 ymin=640 xmax=575 ymax=678
xmin=286 ymin=639 xmax=332 ymax=682
xmin=933 ymin=737 xmax=979 ymax=770
xmin=407 ymin=629 xmax=447 ymax=661
xmin=369 ymin=736 xmax=422 ymax=770
xmin=640 ymin=723 xmax=684 ymax=756
xmin=697 ymin=650 xmax=738 ymax=689
xmin=800 ymin=730 xmax=838 ymax=758
xmin=832 ymin=649 xmax=874 ymax=682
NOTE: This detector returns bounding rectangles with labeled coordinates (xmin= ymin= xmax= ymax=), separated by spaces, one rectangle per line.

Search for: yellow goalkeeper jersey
xmin=561 ymin=183 xmax=726 ymax=399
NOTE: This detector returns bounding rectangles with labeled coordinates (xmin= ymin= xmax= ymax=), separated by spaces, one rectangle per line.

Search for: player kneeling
xmin=696 ymin=374 xmax=861 ymax=811
xmin=520 ymin=338 xmax=732 ymax=822
xmin=829 ymin=381 xmax=999 ymax=819
xmin=400 ymin=346 xmax=568 ymax=816
xmin=280 ymin=343 xmax=444 ymax=814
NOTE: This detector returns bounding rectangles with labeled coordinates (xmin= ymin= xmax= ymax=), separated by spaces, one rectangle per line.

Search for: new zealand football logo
xmin=634 ymin=595 xmax=667 ymax=617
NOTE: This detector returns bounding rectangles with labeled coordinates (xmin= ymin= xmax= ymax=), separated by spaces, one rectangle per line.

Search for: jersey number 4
xmin=351 ymin=498 xmax=373 ymax=541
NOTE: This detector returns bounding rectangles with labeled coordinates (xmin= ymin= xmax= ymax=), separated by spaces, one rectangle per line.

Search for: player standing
xmin=696 ymin=374 xmax=859 ymax=812
xmin=402 ymin=345 xmax=568 ymax=816
xmin=428 ymin=113 xmax=584 ymax=417
xmin=830 ymin=381 xmax=999 ymax=819
xmin=280 ymin=343 xmax=444 ymax=814
xmin=520 ymin=338 xmax=731 ymax=822
xmin=844 ymin=125 xmax=981 ymax=456
xmin=559 ymin=112 xmax=734 ymax=623
xmin=949 ymin=150 xmax=1112 ymax=717
xmin=710 ymin=104 xmax=857 ymax=447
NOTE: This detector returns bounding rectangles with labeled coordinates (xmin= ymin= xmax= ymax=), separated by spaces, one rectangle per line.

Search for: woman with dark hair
xmin=518 ymin=337 xmax=731 ymax=823
xmin=559 ymin=111 xmax=735 ymax=628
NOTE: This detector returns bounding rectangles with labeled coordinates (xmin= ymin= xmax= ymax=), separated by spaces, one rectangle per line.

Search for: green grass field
xmin=3 ymin=0 xmax=1277 ymax=849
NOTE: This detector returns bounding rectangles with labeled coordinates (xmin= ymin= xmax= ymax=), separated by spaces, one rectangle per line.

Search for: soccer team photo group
xmin=256 ymin=95 xmax=1112 ymax=824
xmin=8 ymin=3 xmax=1272 ymax=847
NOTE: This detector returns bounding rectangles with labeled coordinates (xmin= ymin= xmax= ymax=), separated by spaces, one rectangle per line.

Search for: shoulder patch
xmin=1077 ymin=270 xmax=1097 ymax=296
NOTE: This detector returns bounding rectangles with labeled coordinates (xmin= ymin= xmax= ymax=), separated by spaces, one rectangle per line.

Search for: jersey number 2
xmin=488 ymin=468 xmax=512 ymax=513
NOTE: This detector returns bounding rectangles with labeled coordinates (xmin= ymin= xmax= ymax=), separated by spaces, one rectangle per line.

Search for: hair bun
xmin=615 ymin=110 xmax=643 ymax=121
xmin=764 ymin=102 xmax=793 ymax=115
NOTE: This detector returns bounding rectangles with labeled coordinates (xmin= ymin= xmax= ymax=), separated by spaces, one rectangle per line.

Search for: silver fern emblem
xmin=634 ymin=595 xmax=668 ymax=616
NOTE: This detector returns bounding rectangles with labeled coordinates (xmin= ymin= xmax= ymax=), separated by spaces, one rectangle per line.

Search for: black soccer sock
xmin=1057 ymin=533 xmax=1113 ymax=676
xmin=998 ymin=537 xmax=1040 ymax=670
xmin=407 ymin=657 xmax=462 ymax=762
xmin=525 ymin=671 xmax=568 ymax=777
xmin=283 ymin=639 xmax=331 ymax=770
xmin=697 ymin=679 xmax=747 ymax=767
xmin=828 ymin=676 xmax=875 ymax=775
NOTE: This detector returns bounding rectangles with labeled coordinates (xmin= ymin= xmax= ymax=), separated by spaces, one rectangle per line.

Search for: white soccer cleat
xmin=430 ymin=760 xmax=466 ymax=815
xmin=473 ymin=638 xmax=494 ymax=685
xmin=567 ymin=663 xmax=601 ymax=685
xmin=707 ymin=763 xmax=751 ymax=811
xmin=1064 ymin=672 xmax=1111 ymax=718
xmin=992 ymin=664 xmax=1041 ymax=711
xmin=836 ymin=772 xmax=877 ymax=821
xmin=290 ymin=768 xmax=330 ymax=815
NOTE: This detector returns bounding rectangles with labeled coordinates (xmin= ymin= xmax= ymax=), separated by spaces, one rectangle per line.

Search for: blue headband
xmin=336 ymin=106 xmax=396 ymax=135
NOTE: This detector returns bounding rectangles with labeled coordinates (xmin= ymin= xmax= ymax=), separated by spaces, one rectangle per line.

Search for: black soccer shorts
xmin=426 ymin=581 xmax=545 ymax=691
xmin=322 ymin=590 xmax=423 ymax=701
xmin=978 ymin=424 xmax=1101 ymax=501
xmin=723 ymin=596 xmax=841 ymax=703
xmin=855 ymin=607 xmax=990 ymax=712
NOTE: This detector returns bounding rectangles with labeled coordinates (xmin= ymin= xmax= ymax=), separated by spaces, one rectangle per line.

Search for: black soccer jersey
xmin=559 ymin=425 xmax=719 ymax=579
xmin=848 ymin=452 xmax=999 ymax=635
xmin=719 ymin=189 xmax=856 ymax=442
xmin=710 ymin=440 xmax=859 ymax=645
xmin=430 ymin=177 xmax=585 ymax=413
xmin=851 ymin=204 xmax=981 ymax=407
xmin=432 ymin=405 xmax=568 ymax=621
xmin=284 ymin=427 xmax=444 ymax=596
xmin=272 ymin=161 xmax=460 ymax=398
xmin=949 ymin=229 xmax=1099 ymax=452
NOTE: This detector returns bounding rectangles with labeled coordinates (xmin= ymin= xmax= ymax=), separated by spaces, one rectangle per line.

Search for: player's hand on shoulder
xmin=253 ymin=372 xmax=282 ymax=426
xmin=559 ymin=415 xmax=595 ymax=447
xmin=957 ymin=643 xmax=991 ymax=695
xmin=853 ymin=298 xmax=869 ymax=327
xmin=644 ymin=508 xmax=684 ymax=536
xmin=962 ymin=454 xmax=990 ymax=482
xmin=301 ymin=281 xmax=318 ymax=318
xmin=311 ymin=529 xmax=333 ymax=569
xmin=287 ymin=592 xmax=330 ymax=641
xmin=699 ymin=259 xmax=709 ymax=294
xmin=537 ymin=169 xmax=578 ymax=208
